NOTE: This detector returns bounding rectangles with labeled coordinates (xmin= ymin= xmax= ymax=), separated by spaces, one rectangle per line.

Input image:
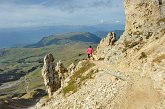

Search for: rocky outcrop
xmin=125 ymin=0 xmax=162 ymax=35
xmin=56 ymin=60 xmax=68 ymax=80
xmin=75 ymin=60 xmax=86 ymax=71
xmin=67 ymin=63 xmax=76 ymax=75
xmin=121 ymin=0 xmax=165 ymax=50
xmin=96 ymin=32 xmax=117 ymax=60
xmin=102 ymin=0 xmax=165 ymax=98
xmin=42 ymin=53 xmax=61 ymax=98
xmin=66 ymin=60 xmax=87 ymax=77
xmin=103 ymin=0 xmax=165 ymax=64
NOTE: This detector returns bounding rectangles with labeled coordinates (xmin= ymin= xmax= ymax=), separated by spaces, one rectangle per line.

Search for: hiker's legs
xmin=88 ymin=54 xmax=90 ymax=59
xmin=90 ymin=54 xmax=94 ymax=60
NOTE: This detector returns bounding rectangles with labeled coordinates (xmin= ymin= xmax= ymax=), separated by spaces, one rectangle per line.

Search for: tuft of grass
xmin=80 ymin=69 xmax=95 ymax=82
xmin=62 ymin=61 xmax=95 ymax=95
xmin=139 ymin=52 xmax=147 ymax=59
xmin=153 ymin=54 xmax=165 ymax=63
xmin=158 ymin=18 xmax=165 ymax=23
xmin=125 ymin=41 xmax=139 ymax=49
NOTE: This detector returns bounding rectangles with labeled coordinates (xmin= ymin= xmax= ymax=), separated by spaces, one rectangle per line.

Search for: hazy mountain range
xmin=27 ymin=32 xmax=101 ymax=48
xmin=0 ymin=23 xmax=124 ymax=48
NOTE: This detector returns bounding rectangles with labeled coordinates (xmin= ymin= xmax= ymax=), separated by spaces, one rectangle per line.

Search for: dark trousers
xmin=88 ymin=54 xmax=92 ymax=59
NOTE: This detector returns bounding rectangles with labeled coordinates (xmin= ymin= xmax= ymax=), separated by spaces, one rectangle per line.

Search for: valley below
xmin=0 ymin=32 xmax=100 ymax=108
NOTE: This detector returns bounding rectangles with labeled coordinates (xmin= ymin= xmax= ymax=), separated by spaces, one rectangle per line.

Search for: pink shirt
xmin=87 ymin=48 xmax=93 ymax=54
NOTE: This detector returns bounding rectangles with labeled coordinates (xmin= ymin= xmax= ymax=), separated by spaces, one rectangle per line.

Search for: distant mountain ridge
xmin=0 ymin=24 xmax=125 ymax=48
xmin=27 ymin=32 xmax=101 ymax=48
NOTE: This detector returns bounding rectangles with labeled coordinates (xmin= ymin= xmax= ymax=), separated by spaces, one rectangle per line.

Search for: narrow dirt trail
xmin=93 ymin=60 xmax=129 ymax=81
xmin=92 ymin=60 xmax=165 ymax=109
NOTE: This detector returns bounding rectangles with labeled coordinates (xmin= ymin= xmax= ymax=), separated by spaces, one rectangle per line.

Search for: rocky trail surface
xmin=35 ymin=59 xmax=165 ymax=109
xmin=93 ymin=61 xmax=129 ymax=81
xmin=93 ymin=60 xmax=165 ymax=109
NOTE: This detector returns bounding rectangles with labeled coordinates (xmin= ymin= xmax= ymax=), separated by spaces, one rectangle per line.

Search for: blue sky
xmin=0 ymin=0 xmax=125 ymax=28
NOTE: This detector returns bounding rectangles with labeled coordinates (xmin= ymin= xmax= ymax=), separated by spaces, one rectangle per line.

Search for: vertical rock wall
xmin=124 ymin=0 xmax=162 ymax=35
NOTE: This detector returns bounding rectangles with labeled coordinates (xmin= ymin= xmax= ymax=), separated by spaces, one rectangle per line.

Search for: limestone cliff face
xmin=88 ymin=1 xmax=165 ymax=108
xmin=102 ymin=0 xmax=165 ymax=65
xmin=122 ymin=0 xmax=164 ymax=46
xmin=124 ymin=0 xmax=162 ymax=34
xmin=101 ymin=0 xmax=165 ymax=95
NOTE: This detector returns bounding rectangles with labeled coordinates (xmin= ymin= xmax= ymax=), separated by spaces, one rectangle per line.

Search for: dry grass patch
xmin=158 ymin=18 xmax=165 ymax=23
xmin=62 ymin=61 xmax=95 ymax=95
xmin=153 ymin=54 xmax=165 ymax=63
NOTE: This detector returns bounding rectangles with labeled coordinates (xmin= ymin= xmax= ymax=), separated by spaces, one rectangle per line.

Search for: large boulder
xmin=42 ymin=53 xmax=61 ymax=98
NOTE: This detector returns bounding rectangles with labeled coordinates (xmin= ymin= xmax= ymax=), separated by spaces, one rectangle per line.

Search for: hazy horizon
xmin=0 ymin=0 xmax=125 ymax=48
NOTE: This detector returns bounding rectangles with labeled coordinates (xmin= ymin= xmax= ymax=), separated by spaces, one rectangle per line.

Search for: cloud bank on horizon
xmin=0 ymin=0 xmax=125 ymax=28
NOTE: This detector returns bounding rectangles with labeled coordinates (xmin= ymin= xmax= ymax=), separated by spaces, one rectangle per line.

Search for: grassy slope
xmin=63 ymin=61 xmax=95 ymax=95
xmin=28 ymin=32 xmax=100 ymax=47
xmin=0 ymin=42 xmax=96 ymax=99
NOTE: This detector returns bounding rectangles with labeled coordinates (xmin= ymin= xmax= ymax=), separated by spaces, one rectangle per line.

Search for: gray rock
xmin=42 ymin=53 xmax=61 ymax=98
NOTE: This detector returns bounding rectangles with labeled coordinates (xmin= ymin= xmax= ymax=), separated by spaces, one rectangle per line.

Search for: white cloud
xmin=115 ymin=20 xmax=121 ymax=23
xmin=100 ymin=19 xmax=104 ymax=24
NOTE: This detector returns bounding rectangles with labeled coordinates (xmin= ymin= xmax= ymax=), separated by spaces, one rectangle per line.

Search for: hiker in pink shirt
xmin=87 ymin=45 xmax=93 ymax=59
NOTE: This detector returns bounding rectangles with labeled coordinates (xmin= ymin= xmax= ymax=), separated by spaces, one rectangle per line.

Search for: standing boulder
xmin=56 ymin=60 xmax=68 ymax=80
xmin=42 ymin=53 xmax=61 ymax=98
xmin=108 ymin=32 xmax=117 ymax=46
